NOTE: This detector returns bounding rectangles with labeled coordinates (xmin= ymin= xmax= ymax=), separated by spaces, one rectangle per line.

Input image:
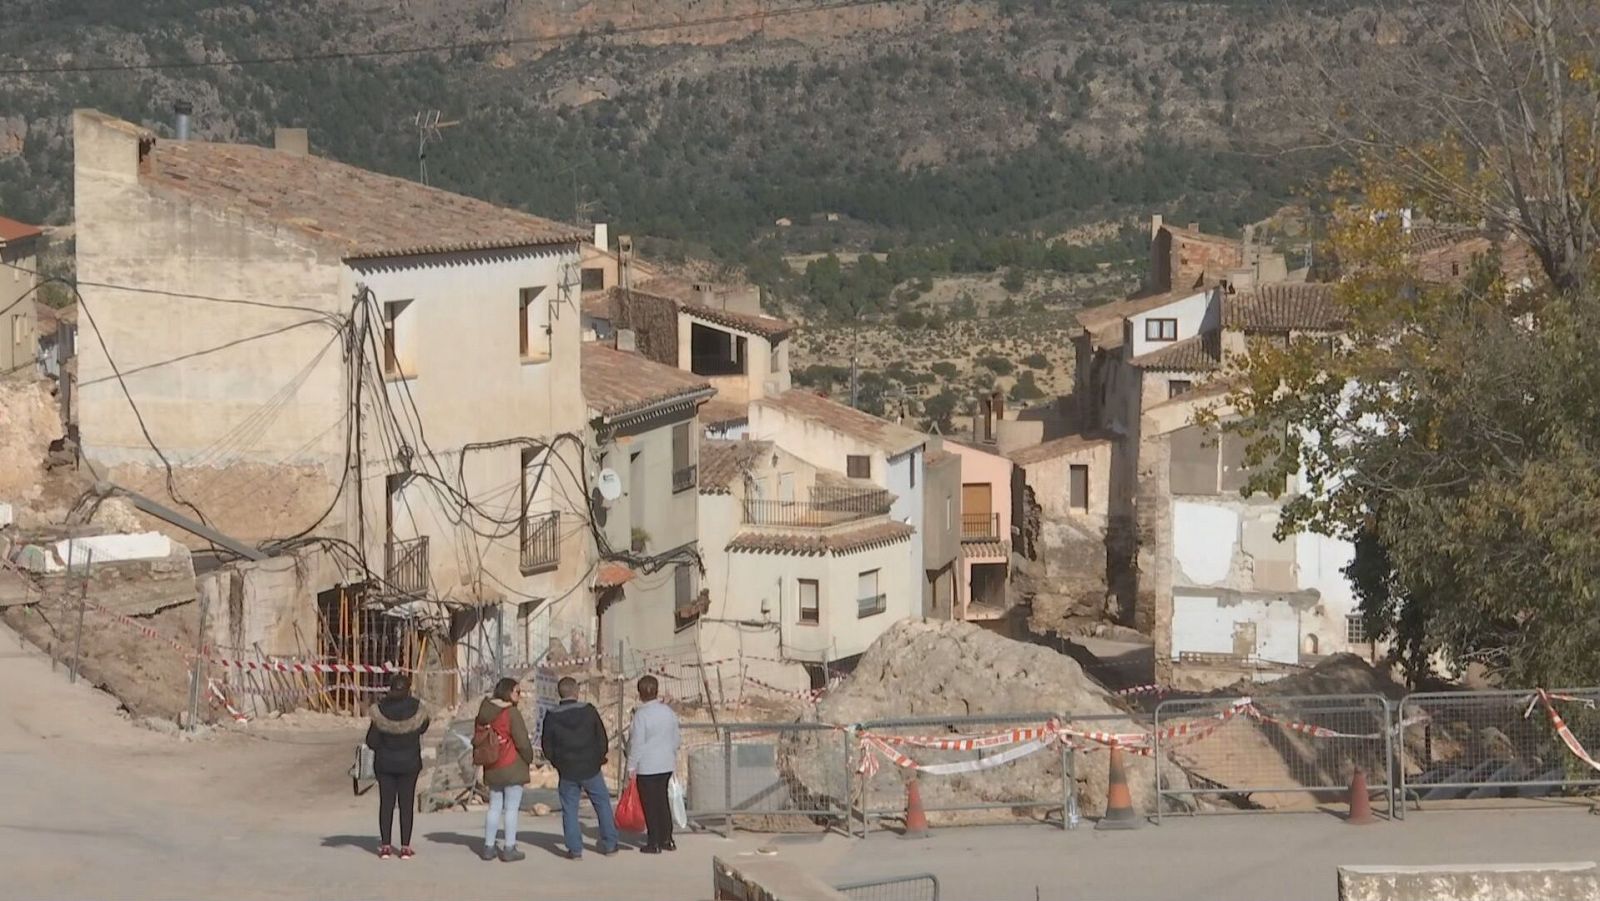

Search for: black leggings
xmin=377 ymin=771 xmax=419 ymax=847
xmin=637 ymin=772 xmax=674 ymax=848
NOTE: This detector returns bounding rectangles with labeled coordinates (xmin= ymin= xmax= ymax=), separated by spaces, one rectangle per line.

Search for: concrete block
xmin=1338 ymin=862 xmax=1600 ymax=901
xmin=53 ymin=532 xmax=171 ymax=567
xmin=712 ymin=856 xmax=850 ymax=901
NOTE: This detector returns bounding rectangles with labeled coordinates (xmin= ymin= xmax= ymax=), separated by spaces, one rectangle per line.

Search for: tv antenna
xmin=412 ymin=110 xmax=460 ymax=186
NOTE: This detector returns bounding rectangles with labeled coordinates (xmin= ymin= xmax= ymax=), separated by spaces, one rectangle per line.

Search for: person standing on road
xmin=541 ymin=676 xmax=619 ymax=859
xmin=626 ymin=675 xmax=681 ymax=854
xmin=365 ymin=674 xmax=430 ymax=860
xmin=478 ymin=677 xmax=537 ymax=862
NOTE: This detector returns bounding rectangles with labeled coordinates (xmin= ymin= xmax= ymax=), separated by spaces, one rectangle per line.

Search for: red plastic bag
xmin=615 ymin=776 xmax=646 ymax=833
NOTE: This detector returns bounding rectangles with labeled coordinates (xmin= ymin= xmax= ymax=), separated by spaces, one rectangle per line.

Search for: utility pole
xmin=848 ymin=357 xmax=859 ymax=409
xmin=411 ymin=110 xmax=460 ymax=186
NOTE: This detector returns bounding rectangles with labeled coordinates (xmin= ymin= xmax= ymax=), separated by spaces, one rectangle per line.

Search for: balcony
xmin=520 ymin=510 xmax=560 ymax=575
xmin=672 ymin=463 xmax=698 ymax=494
xmin=385 ymin=536 xmax=429 ymax=597
xmin=742 ymin=486 xmax=893 ymax=528
xmin=857 ymin=594 xmax=887 ymax=618
xmin=961 ymin=511 xmax=1000 ymax=541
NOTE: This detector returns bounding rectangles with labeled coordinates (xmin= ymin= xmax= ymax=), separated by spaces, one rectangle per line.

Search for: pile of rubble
xmin=780 ymin=620 xmax=1189 ymax=825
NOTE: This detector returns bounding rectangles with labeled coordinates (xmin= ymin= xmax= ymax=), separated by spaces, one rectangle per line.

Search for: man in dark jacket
xmin=365 ymin=674 xmax=430 ymax=859
xmin=541 ymin=676 xmax=618 ymax=859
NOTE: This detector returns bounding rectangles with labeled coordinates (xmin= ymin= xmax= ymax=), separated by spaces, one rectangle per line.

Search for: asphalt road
xmin=3 ymin=623 xmax=1598 ymax=900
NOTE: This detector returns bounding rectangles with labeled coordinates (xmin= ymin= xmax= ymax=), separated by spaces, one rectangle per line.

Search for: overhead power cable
xmin=0 ymin=0 xmax=899 ymax=75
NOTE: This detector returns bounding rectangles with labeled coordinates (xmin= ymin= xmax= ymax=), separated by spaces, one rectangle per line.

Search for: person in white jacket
xmin=626 ymin=675 xmax=681 ymax=853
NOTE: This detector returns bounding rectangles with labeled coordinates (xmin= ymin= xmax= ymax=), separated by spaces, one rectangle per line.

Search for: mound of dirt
xmin=780 ymin=620 xmax=1190 ymax=825
xmin=1243 ymin=653 xmax=1406 ymax=701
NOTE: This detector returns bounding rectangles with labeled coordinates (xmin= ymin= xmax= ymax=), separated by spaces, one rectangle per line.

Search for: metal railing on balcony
xmin=857 ymin=594 xmax=887 ymax=618
xmin=384 ymin=536 xmax=429 ymax=597
xmin=961 ymin=511 xmax=1000 ymax=540
xmin=520 ymin=510 xmax=560 ymax=574
xmin=672 ymin=464 xmax=697 ymax=493
xmin=742 ymin=486 xmax=894 ymax=528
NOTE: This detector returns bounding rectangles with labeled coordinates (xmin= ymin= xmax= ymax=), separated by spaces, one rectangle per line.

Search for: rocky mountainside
xmin=2 ymin=0 xmax=1418 ymax=254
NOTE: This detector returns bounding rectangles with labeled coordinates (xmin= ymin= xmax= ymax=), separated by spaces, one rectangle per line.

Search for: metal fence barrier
xmin=835 ymin=874 xmax=941 ymax=901
xmin=680 ymin=721 xmax=851 ymax=835
xmin=1153 ymin=693 xmax=1394 ymax=822
xmin=855 ymin=712 xmax=1064 ymax=836
xmin=1398 ymin=688 xmax=1600 ymax=813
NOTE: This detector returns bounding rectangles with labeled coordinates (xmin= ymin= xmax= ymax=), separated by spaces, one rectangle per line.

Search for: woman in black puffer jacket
xmin=365 ymin=674 xmax=430 ymax=859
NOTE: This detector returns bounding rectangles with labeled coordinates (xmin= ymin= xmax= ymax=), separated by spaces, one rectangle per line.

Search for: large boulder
xmin=779 ymin=620 xmax=1190 ymax=825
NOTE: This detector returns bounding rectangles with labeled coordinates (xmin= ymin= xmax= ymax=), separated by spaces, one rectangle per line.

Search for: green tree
xmin=1001 ymin=267 xmax=1027 ymax=292
xmin=1022 ymin=352 xmax=1049 ymax=369
xmin=978 ymin=355 xmax=1014 ymax=376
xmin=1009 ymin=370 xmax=1045 ymax=401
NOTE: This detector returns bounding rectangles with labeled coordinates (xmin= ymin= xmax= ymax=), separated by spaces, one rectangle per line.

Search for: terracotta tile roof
xmin=0 ymin=216 xmax=43 ymax=244
xmin=1132 ymin=331 xmax=1221 ymax=372
xmin=698 ymin=438 xmax=771 ymax=494
xmin=1007 ymin=433 xmax=1112 ymax=466
xmin=961 ymin=540 xmax=1009 ymax=560
xmin=1224 ymin=284 xmax=1343 ymax=333
xmin=593 ymin=562 xmax=635 ymax=589
xmin=681 ymin=304 xmax=794 ymax=340
xmin=726 ymin=521 xmax=915 ymax=556
xmin=141 ymin=138 xmax=586 ymax=260
xmin=1076 ymin=287 xmax=1214 ymax=341
xmin=581 ymin=344 xmax=714 ymax=419
xmin=700 ymin=398 xmax=750 ymax=427
xmin=1164 ymin=224 xmax=1243 ymax=247
xmin=754 ymin=390 xmax=925 ymax=456
xmin=1406 ymin=225 xmax=1482 ymax=254
xmin=603 ymin=284 xmax=794 ymax=340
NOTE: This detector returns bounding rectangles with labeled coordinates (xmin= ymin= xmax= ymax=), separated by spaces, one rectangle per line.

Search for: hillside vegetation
xmin=4 ymin=0 xmax=1400 ymax=257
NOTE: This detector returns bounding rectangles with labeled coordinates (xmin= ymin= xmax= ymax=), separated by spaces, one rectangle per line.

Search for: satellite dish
xmin=596 ymin=469 xmax=623 ymax=504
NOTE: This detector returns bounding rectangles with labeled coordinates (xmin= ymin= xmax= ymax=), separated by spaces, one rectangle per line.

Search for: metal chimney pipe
xmin=174 ymin=100 xmax=192 ymax=141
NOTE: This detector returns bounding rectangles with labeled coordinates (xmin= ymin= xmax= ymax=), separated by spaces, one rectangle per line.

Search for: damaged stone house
xmin=71 ymin=109 xmax=599 ymax=702
xmin=1012 ymin=216 xmax=1379 ymax=686
xmin=1 ymin=214 xmax=44 ymax=376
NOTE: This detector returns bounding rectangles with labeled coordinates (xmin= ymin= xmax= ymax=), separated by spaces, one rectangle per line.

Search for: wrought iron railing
xmin=520 ymin=510 xmax=560 ymax=574
xmin=384 ymin=536 xmax=429 ymax=597
xmin=673 ymin=464 xmax=697 ymax=493
xmin=743 ymin=486 xmax=893 ymax=527
xmin=857 ymin=593 xmax=887 ymax=618
xmin=961 ymin=511 xmax=1000 ymax=540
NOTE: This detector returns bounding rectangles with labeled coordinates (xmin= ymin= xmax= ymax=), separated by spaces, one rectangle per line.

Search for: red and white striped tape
xmin=1116 ymin=684 xmax=1167 ymax=698
xmin=207 ymin=680 xmax=251 ymax=723
xmin=1533 ymin=690 xmax=1600 ymax=772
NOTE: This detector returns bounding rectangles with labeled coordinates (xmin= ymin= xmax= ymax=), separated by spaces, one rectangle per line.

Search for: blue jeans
xmin=557 ymin=772 xmax=618 ymax=856
xmin=485 ymin=784 xmax=523 ymax=850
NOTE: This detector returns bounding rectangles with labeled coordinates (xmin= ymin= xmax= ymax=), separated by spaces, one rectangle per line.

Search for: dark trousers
xmin=377 ymin=771 xmax=419 ymax=847
xmin=636 ymin=772 xmax=674 ymax=848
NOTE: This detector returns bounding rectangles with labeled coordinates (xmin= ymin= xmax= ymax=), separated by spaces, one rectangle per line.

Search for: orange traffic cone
xmin=1346 ymin=766 xmax=1375 ymax=825
xmin=1096 ymin=746 xmax=1142 ymax=830
xmin=901 ymin=778 xmax=930 ymax=839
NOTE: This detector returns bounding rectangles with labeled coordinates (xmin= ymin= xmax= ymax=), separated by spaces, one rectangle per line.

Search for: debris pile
xmin=781 ymin=620 xmax=1190 ymax=824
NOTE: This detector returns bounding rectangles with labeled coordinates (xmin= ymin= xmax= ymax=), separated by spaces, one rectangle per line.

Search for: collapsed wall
xmin=779 ymin=620 xmax=1190 ymax=824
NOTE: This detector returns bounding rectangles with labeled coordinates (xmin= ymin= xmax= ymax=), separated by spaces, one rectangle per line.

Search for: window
xmin=1069 ymin=465 xmax=1089 ymax=511
xmin=798 ymin=579 xmax=820 ymax=625
xmin=382 ymin=300 xmax=416 ymax=378
xmin=770 ymin=340 xmax=782 ymax=373
xmin=519 ymin=447 xmax=558 ymax=574
xmin=671 ymin=422 xmax=695 ymax=492
xmin=847 ymin=455 xmax=871 ymax=479
xmin=1346 ymin=614 xmax=1368 ymax=644
xmin=674 ymin=564 xmax=700 ymax=629
xmin=1168 ymin=379 xmax=1193 ymax=399
xmin=1144 ymin=318 xmax=1178 ymax=342
xmin=857 ymin=569 xmax=884 ymax=618
xmin=581 ymin=267 xmax=605 ymax=291
xmin=519 ymin=286 xmax=548 ymax=361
